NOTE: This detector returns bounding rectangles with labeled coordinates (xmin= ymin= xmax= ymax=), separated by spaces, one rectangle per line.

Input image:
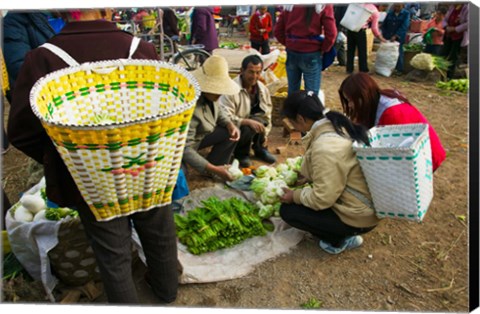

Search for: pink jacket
xmin=362 ymin=4 xmax=382 ymax=38
xmin=442 ymin=4 xmax=469 ymax=47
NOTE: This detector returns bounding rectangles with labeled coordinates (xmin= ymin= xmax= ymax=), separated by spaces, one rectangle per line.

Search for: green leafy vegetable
xmin=174 ymin=196 xmax=268 ymax=255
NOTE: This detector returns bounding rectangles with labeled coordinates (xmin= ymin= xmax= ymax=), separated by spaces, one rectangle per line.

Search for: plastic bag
xmin=375 ymin=42 xmax=400 ymax=77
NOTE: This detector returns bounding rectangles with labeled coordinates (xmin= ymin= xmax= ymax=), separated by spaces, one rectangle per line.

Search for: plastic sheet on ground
xmin=133 ymin=185 xmax=306 ymax=284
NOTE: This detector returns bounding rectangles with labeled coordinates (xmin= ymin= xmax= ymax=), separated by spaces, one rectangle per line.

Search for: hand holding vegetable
xmin=280 ymin=187 xmax=294 ymax=204
xmin=206 ymin=163 xmax=234 ymax=181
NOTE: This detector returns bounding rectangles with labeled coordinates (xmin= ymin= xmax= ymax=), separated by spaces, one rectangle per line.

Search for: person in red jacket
xmin=338 ymin=73 xmax=446 ymax=172
xmin=249 ymin=6 xmax=272 ymax=55
xmin=274 ymin=4 xmax=337 ymax=96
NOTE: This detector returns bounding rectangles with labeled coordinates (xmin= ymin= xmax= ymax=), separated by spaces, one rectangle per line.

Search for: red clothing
xmin=249 ymin=11 xmax=272 ymax=41
xmin=446 ymin=7 xmax=463 ymax=41
xmin=274 ymin=5 xmax=337 ymax=53
xmin=424 ymin=19 xmax=445 ymax=45
xmin=378 ymin=103 xmax=446 ymax=172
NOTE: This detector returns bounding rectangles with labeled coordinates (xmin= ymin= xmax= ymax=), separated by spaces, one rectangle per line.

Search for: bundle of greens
xmin=436 ymin=79 xmax=469 ymax=93
xmin=431 ymin=55 xmax=452 ymax=80
xmin=174 ymin=196 xmax=268 ymax=255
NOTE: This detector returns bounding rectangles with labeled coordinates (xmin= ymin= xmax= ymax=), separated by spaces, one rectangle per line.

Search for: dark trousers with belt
xmin=77 ymin=202 xmax=179 ymax=304
xmin=280 ymin=203 xmax=376 ymax=247
xmin=346 ymin=29 xmax=369 ymax=73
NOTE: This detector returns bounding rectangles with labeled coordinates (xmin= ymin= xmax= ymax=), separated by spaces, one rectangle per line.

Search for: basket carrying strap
xmin=40 ymin=37 xmax=142 ymax=66
xmin=317 ymin=132 xmax=374 ymax=209
xmin=128 ymin=37 xmax=141 ymax=59
xmin=40 ymin=43 xmax=80 ymax=66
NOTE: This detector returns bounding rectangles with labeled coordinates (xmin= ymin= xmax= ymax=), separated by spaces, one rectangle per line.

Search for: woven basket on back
xmin=30 ymin=60 xmax=200 ymax=221
xmin=352 ymin=124 xmax=434 ymax=222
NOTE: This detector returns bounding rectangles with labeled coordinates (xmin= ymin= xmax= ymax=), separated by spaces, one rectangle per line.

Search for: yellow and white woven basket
xmin=352 ymin=123 xmax=434 ymax=222
xmin=30 ymin=60 xmax=200 ymax=221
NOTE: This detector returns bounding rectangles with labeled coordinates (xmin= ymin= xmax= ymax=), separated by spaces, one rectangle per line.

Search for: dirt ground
xmin=1 ymin=33 xmax=470 ymax=312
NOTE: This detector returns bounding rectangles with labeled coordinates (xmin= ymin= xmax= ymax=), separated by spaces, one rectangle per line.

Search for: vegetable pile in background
xmin=404 ymin=43 xmax=424 ymax=53
xmin=219 ymin=41 xmax=239 ymax=49
xmin=250 ymin=156 xmax=303 ymax=219
xmin=10 ymin=187 xmax=78 ymax=223
xmin=436 ymin=79 xmax=469 ymax=93
xmin=174 ymin=196 xmax=269 ymax=255
xmin=410 ymin=53 xmax=451 ymax=79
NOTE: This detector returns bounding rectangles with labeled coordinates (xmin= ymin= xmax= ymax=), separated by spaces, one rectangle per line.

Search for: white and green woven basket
xmin=30 ymin=59 xmax=200 ymax=221
xmin=352 ymin=123 xmax=433 ymax=222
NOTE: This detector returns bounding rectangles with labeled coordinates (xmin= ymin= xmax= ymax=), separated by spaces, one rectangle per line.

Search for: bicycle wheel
xmin=172 ymin=49 xmax=211 ymax=71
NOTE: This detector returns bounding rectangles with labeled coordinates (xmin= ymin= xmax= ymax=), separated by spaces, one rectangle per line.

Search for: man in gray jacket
xmin=219 ymin=54 xmax=276 ymax=167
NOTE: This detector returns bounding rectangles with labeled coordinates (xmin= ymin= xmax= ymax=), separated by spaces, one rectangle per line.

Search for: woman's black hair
xmin=282 ymin=90 xmax=370 ymax=145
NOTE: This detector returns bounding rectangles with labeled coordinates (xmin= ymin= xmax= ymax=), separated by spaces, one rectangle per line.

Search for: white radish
xmin=14 ymin=205 xmax=34 ymax=222
xmin=33 ymin=209 xmax=48 ymax=222
xmin=20 ymin=194 xmax=46 ymax=214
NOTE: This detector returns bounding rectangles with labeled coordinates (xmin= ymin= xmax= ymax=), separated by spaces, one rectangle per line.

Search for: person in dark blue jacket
xmin=3 ymin=12 xmax=56 ymax=98
xmin=380 ymin=4 xmax=410 ymax=74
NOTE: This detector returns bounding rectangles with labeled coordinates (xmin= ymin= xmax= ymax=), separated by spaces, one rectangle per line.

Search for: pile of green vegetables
xmin=436 ymin=79 xmax=469 ymax=93
xmin=410 ymin=53 xmax=451 ymax=79
xmin=219 ymin=41 xmax=239 ymax=49
xmin=250 ymin=157 xmax=303 ymax=219
xmin=174 ymin=196 xmax=270 ymax=255
xmin=404 ymin=43 xmax=424 ymax=53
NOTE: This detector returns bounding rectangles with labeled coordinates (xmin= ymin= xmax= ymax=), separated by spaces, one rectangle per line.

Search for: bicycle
xmin=128 ymin=15 xmax=210 ymax=71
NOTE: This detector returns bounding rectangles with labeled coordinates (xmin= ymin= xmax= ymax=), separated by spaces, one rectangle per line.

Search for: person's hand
xmin=243 ymin=119 xmax=265 ymax=133
xmin=380 ymin=36 xmax=388 ymax=43
xmin=280 ymin=187 xmax=294 ymax=204
xmin=214 ymin=165 xmax=234 ymax=181
xmin=227 ymin=123 xmax=240 ymax=141
xmin=293 ymin=176 xmax=309 ymax=187
xmin=390 ymin=35 xmax=398 ymax=42
xmin=446 ymin=26 xmax=456 ymax=33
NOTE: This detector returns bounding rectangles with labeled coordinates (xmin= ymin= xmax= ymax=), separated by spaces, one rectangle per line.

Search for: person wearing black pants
xmin=183 ymin=55 xmax=242 ymax=182
xmin=279 ymin=91 xmax=379 ymax=255
xmin=281 ymin=204 xmax=376 ymax=247
xmin=346 ymin=29 xmax=368 ymax=73
xmin=346 ymin=4 xmax=386 ymax=73
xmin=234 ymin=117 xmax=269 ymax=164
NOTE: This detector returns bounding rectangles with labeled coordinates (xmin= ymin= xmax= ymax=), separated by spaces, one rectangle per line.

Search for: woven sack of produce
xmin=47 ymin=218 xmax=101 ymax=287
xmin=352 ymin=124 xmax=434 ymax=222
xmin=29 ymin=50 xmax=200 ymax=222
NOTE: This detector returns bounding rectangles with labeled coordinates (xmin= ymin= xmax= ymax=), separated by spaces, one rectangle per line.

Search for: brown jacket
xmin=8 ymin=20 xmax=159 ymax=208
xmin=292 ymin=119 xmax=379 ymax=228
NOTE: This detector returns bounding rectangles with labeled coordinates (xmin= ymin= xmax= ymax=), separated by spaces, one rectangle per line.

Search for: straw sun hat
xmin=191 ymin=55 xmax=240 ymax=95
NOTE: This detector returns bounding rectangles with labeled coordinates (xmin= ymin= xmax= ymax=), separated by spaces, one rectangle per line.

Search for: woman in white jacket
xmin=279 ymin=90 xmax=380 ymax=254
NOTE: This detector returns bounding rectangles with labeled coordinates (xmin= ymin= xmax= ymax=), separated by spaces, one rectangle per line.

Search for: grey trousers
xmin=77 ymin=202 xmax=178 ymax=304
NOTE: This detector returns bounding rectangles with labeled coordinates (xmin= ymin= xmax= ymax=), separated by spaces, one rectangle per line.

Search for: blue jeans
xmin=396 ymin=43 xmax=404 ymax=73
xmin=286 ymin=50 xmax=323 ymax=95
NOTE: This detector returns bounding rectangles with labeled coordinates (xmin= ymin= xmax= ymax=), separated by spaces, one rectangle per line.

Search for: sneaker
xmin=319 ymin=235 xmax=363 ymax=255
xmin=237 ymin=155 xmax=251 ymax=168
xmin=254 ymin=148 xmax=276 ymax=164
